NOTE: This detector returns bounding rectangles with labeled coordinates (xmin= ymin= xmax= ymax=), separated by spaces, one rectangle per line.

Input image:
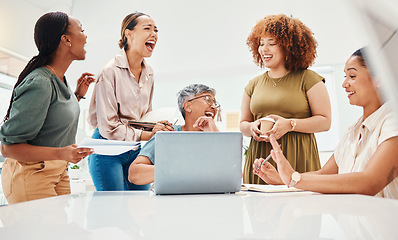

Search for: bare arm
xmin=128 ymin=155 xmax=155 ymax=185
xmin=239 ymin=92 xmax=267 ymax=141
xmin=253 ymin=151 xmax=338 ymax=185
xmin=295 ymin=81 xmax=331 ymax=133
xmin=1 ymin=143 xmax=93 ymax=163
xmin=305 ymin=154 xmax=339 ymax=175
xmin=268 ymin=135 xmax=398 ymax=195
xmin=265 ymin=82 xmax=331 ymax=140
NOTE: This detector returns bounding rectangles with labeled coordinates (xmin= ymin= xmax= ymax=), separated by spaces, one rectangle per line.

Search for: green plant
xmin=70 ymin=164 xmax=80 ymax=169
xmin=243 ymin=145 xmax=249 ymax=158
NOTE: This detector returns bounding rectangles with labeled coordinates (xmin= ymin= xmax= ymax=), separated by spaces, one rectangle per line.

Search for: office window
xmin=0 ymin=73 xmax=15 ymax=162
xmin=0 ymin=72 xmax=15 ymax=121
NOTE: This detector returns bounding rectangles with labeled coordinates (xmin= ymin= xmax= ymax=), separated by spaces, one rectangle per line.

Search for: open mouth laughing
xmin=145 ymin=40 xmax=156 ymax=52
xmin=204 ymin=111 xmax=215 ymax=118
xmin=347 ymin=91 xmax=355 ymax=98
xmin=262 ymin=54 xmax=272 ymax=60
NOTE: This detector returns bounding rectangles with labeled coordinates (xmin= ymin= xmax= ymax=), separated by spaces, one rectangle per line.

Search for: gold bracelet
xmin=290 ymin=119 xmax=296 ymax=131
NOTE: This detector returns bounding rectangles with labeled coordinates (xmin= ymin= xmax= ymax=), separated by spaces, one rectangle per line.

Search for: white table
xmin=0 ymin=190 xmax=397 ymax=239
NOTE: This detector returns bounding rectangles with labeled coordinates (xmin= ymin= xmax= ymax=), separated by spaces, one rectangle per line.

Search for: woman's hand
xmin=152 ymin=120 xmax=175 ymax=135
xmin=249 ymin=120 xmax=268 ymax=142
xmin=253 ymin=158 xmax=284 ymax=185
xmin=193 ymin=116 xmax=219 ymax=132
xmin=59 ymin=144 xmax=94 ymax=164
xmin=264 ymin=115 xmax=292 ymax=141
xmin=75 ymin=72 xmax=95 ymax=100
xmin=269 ymin=134 xmax=295 ymax=185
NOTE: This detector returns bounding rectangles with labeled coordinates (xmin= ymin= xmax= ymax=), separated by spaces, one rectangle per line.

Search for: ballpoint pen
xmin=256 ymin=144 xmax=281 ymax=171
xmin=163 ymin=119 xmax=178 ymax=126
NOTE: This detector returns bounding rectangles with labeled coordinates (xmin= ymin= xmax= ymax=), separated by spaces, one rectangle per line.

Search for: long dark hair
xmin=119 ymin=12 xmax=148 ymax=50
xmin=3 ymin=12 xmax=69 ymax=122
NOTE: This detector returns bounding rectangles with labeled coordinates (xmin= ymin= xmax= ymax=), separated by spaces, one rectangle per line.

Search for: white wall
xmin=1 ymin=0 xmax=366 ymax=142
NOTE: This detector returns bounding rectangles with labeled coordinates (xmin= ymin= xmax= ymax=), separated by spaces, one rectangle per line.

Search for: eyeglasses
xmin=187 ymin=95 xmax=220 ymax=108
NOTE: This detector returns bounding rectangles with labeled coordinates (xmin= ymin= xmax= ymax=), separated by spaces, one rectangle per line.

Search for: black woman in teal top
xmin=0 ymin=12 xmax=95 ymax=204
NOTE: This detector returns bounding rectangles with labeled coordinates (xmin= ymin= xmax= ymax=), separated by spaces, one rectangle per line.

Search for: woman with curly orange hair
xmin=240 ymin=14 xmax=332 ymax=184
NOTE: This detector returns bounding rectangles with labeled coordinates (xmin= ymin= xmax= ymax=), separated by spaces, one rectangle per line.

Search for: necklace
xmin=267 ymin=71 xmax=288 ymax=87
xmin=46 ymin=65 xmax=57 ymax=77
xmin=271 ymin=77 xmax=284 ymax=87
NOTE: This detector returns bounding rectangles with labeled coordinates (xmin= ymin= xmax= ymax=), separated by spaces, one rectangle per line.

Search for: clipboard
xmin=128 ymin=121 xmax=156 ymax=131
xmin=128 ymin=107 xmax=177 ymax=131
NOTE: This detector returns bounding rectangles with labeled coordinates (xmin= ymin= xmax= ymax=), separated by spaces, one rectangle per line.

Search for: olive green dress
xmin=243 ymin=69 xmax=324 ymax=184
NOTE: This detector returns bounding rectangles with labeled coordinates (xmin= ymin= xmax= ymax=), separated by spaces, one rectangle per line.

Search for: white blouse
xmin=334 ymin=102 xmax=398 ymax=199
xmin=88 ymin=50 xmax=154 ymax=142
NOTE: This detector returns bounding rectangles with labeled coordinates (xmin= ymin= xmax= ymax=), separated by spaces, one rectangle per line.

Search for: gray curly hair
xmin=177 ymin=84 xmax=216 ymax=119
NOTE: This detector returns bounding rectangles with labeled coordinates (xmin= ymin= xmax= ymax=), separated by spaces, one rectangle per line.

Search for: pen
xmin=256 ymin=144 xmax=281 ymax=171
xmin=163 ymin=119 xmax=178 ymax=126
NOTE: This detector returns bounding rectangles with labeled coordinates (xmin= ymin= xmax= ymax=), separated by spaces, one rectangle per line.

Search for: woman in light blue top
xmin=128 ymin=84 xmax=220 ymax=185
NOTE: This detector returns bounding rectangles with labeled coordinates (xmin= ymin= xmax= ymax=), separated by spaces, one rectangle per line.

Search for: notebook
xmin=154 ymin=131 xmax=242 ymax=195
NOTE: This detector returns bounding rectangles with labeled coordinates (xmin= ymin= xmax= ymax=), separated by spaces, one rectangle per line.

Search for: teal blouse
xmin=0 ymin=67 xmax=80 ymax=147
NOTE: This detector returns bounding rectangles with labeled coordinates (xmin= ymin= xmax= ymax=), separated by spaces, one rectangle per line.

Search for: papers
xmin=78 ymin=138 xmax=140 ymax=156
xmin=241 ymin=184 xmax=306 ymax=193
xmin=128 ymin=107 xmax=177 ymax=131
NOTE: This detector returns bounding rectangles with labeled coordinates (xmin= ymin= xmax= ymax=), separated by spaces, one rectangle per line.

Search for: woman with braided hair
xmin=0 ymin=11 xmax=95 ymax=204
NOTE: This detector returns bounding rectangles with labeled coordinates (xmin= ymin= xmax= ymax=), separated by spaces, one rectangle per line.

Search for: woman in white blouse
xmin=254 ymin=48 xmax=398 ymax=199
xmin=87 ymin=12 xmax=173 ymax=191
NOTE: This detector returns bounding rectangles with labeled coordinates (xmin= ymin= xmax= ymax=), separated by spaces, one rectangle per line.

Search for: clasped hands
xmin=250 ymin=115 xmax=291 ymax=142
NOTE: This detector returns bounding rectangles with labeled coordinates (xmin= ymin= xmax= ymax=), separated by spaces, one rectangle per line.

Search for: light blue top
xmin=139 ymin=125 xmax=181 ymax=164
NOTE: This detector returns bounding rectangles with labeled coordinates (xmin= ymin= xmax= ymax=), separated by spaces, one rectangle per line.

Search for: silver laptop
xmin=154 ymin=131 xmax=242 ymax=195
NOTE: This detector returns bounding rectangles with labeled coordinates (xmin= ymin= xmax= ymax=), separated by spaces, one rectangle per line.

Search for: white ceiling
xmin=22 ymin=0 xmax=73 ymax=13
xmin=0 ymin=49 xmax=29 ymax=78
xmin=0 ymin=0 xmax=73 ymax=78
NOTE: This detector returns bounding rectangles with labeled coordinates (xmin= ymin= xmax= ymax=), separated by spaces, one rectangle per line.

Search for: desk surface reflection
xmin=1 ymin=191 xmax=398 ymax=240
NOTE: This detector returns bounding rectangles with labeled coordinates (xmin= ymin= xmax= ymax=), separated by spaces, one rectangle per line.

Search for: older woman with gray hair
xmin=128 ymin=83 xmax=220 ymax=185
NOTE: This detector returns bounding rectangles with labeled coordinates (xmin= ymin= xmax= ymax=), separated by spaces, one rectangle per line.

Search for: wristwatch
xmin=290 ymin=119 xmax=296 ymax=131
xmin=288 ymin=171 xmax=301 ymax=188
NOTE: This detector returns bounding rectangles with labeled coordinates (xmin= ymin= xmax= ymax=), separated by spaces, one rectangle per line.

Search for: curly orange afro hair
xmin=247 ymin=14 xmax=318 ymax=71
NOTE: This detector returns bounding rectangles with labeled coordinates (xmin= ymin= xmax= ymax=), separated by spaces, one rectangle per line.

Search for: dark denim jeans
xmin=88 ymin=128 xmax=150 ymax=191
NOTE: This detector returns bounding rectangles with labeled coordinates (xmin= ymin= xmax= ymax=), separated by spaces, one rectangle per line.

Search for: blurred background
xmin=1 ymin=0 xmax=398 ymax=201
xmin=3 ymin=0 xmax=397 ymax=161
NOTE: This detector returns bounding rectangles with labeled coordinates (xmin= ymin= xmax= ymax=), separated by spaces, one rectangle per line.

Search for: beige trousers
xmin=1 ymin=158 xmax=70 ymax=204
